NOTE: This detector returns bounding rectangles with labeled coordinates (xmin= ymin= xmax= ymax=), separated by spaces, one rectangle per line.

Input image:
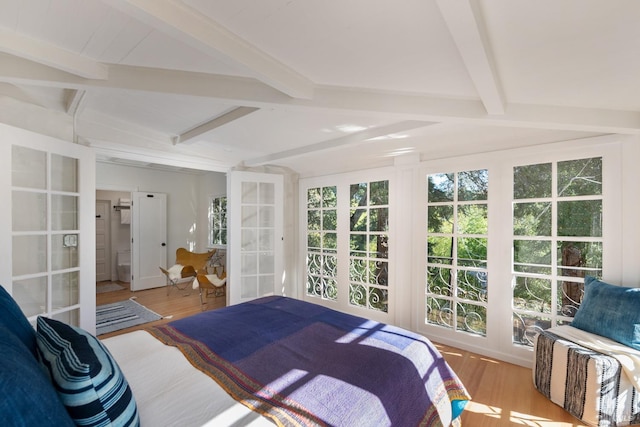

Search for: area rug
xmin=96 ymin=282 xmax=126 ymax=294
xmin=96 ymin=298 xmax=162 ymax=335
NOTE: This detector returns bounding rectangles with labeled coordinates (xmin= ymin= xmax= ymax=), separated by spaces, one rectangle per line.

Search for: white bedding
xmin=101 ymin=330 xmax=273 ymax=427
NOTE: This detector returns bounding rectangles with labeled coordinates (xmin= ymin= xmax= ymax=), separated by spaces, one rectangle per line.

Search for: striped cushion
xmin=534 ymin=329 xmax=640 ymax=426
xmin=36 ymin=317 xmax=140 ymax=427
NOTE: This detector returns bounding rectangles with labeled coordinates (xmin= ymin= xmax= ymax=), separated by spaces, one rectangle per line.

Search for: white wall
xmin=96 ymin=163 xmax=226 ymax=267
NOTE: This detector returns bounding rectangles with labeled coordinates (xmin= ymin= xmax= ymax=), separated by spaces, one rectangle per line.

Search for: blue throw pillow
xmin=0 ymin=284 xmax=37 ymax=356
xmin=36 ymin=317 xmax=140 ymax=427
xmin=572 ymin=276 xmax=640 ymax=351
xmin=0 ymin=323 xmax=75 ymax=427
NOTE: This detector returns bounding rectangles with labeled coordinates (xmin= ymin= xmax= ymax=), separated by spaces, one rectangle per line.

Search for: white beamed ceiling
xmin=0 ymin=0 xmax=638 ymax=175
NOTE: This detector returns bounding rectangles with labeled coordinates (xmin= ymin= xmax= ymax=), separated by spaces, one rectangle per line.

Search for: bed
xmin=1 ymin=286 xmax=470 ymax=427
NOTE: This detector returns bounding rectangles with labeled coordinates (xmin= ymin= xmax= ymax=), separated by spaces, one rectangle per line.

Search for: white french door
xmin=131 ymin=191 xmax=167 ymax=291
xmin=0 ymin=124 xmax=96 ymax=332
xmin=227 ymin=171 xmax=283 ymax=306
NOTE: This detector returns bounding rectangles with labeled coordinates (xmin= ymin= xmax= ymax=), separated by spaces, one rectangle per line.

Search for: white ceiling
xmin=1 ymin=0 xmax=638 ymax=176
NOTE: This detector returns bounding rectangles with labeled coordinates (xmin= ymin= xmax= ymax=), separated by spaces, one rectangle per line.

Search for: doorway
xmin=95 ymin=190 xmax=132 ymax=285
xmin=95 ymin=199 xmax=111 ymax=282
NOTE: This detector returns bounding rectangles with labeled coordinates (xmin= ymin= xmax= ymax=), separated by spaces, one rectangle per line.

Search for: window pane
xmin=426 ymin=297 xmax=454 ymax=328
xmin=513 ymin=240 xmax=551 ymax=274
xmin=369 ymin=207 xmax=388 ymax=231
xmin=52 ymin=234 xmax=79 ymax=270
xmin=51 ymin=154 xmax=78 ymax=192
xmin=350 ymin=183 xmax=367 ymax=207
xmin=514 ymin=163 xmax=551 ymax=199
xmin=12 ymin=276 xmax=47 ymax=317
xmin=52 ymin=271 xmax=79 ymax=309
xmin=258 ymin=229 xmax=274 ymax=251
xmin=323 ymin=210 xmax=337 ymax=230
xmin=513 ymin=202 xmax=551 ymax=236
xmin=457 ymin=270 xmax=488 ymax=302
xmin=558 ymin=157 xmax=602 ymax=197
xmin=307 ymin=210 xmax=320 ymax=230
xmin=52 ymin=309 xmax=80 ymax=327
xmin=242 ymin=205 xmax=257 ymax=227
xmin=557 ymin=241 xmax=602 ymax=277
xmin=350 ymin=209 xmax=367 ymax=231
xmin=557 ymin=200 xmax=602 ymax=236
xmin=323 ymin=232 xmax=337 ymax=249
xmin=368 ymin=235 xmax=388 ymax=258
xmin=51 ymin=195 xmax=78 ymax=230
xmin=457 ymin=302 xmax=486 ymax=335
xmin=428 ymin=205 xmax=453 ymax=233
xmin=513 ymin=276 xmax=551 ymax=313
xmin=427 ymin=266 xmax=452 ymax=296
xmin=513 ymin=313 xmax=550 ymax=346
xmin=241 ymin=182 xmax=258 ymax=203
xmin=368 ymin=287 xmax=388 ymax=312
xmin=307 ymin=188 xmax=321 ymax=208
xmin=259 ymin=182 xmax=274 ymax=204
xmin=322 ymin=186 xmax=337 ymax=207
xmin=428 ymin=173 xmax=454 ymax=202
xmin=12 ymin=146 xmax=46 ymax=189
xmin=369 ymin=260 xmax=388 ymax=286
xmin=13 ymin=235 xmax=47 ymax=276
xmin=427 ymin=236 xmax=453 ymax=265
xmin=458 ymin=204 xmax=487 ymax=234
xmin=457 ymin=237 xmax=487 ymax=268
xmin=259 ymin=206 xmax=274 ymax=227
xmin=350 ymin=234 xmax=366 ymax=256
xmin=458 ymin=169 xmax=488 ymax=201
xmin=370 ymin=181 xmax=388 ymax=205
xmin=12 ymin=191 xmax=46 ymax=231
xmin=349 ymin=283 xmax=367 ymax=307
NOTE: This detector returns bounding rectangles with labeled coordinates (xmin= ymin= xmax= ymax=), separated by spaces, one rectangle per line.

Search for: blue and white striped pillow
xmin=36 ymin=316 xmax=140 ymax=427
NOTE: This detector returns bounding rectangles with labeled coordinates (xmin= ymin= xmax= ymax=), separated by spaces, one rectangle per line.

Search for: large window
xmin=425 ymin=169 xmax=488 ymax=336
xmin=349 ymin=180 xmax=389 ymax=313
xmin=208 ymin=196 xmax=227 ymax=246
xmin=512 ymin=157 xmax=602 ymax=346
xmin=303 ymin=175 xmax=392 ymax=316
xmin=306 ymin=186 xmax=338 ymax=301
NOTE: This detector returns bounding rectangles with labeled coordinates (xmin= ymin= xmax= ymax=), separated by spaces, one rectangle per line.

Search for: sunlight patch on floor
xmin=465 ymin=401 xmax=581 ymax=426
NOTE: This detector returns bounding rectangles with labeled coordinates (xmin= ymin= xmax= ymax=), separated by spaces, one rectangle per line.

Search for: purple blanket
xmin=149 ymin=296 xmax=469 ymax=426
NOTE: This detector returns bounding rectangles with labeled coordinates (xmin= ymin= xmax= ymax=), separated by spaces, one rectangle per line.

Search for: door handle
xmin=161 ymin=243 xmax=166 ymax=246
xmin=96 ymin=215 xmax=101 ymax=218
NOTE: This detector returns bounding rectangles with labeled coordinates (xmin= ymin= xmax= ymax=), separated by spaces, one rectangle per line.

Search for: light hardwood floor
xmin=97 ymin=282 xmax=590 ymax=426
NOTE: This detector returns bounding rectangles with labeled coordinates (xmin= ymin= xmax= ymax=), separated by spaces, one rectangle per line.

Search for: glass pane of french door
xmin=11 ymin=146 xmax=81 ymax=325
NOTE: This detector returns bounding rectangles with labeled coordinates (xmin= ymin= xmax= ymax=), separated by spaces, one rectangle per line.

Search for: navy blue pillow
xmin=36 ymin=317 xmax=140 ymax=427
xmin=0 ymin=284 xmax=36 ymax=356
xmin=572 ymin=276 xmax=640 ymax=351
xmin=0 ymin=323 xmax=75 ymax=427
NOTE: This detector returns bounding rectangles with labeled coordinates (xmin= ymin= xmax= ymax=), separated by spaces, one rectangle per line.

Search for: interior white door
xmin=228 ymin=171 xmax=283 ymax=306
xmin=0 ymin=123 xmax=96 ymax=332
xmin=95 ymin=200 xmax=111 ymax=282
xmin=131 ymin=192 xmax=167 ymax=291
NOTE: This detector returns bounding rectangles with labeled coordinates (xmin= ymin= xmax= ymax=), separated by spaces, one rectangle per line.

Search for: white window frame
xmin=208 ymin=195 xmax=227 ymax=248
xmin=417 ymin=136 xmax=622 ymax=367
xmin=299 ymin=167 xmax=396 ymax=324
